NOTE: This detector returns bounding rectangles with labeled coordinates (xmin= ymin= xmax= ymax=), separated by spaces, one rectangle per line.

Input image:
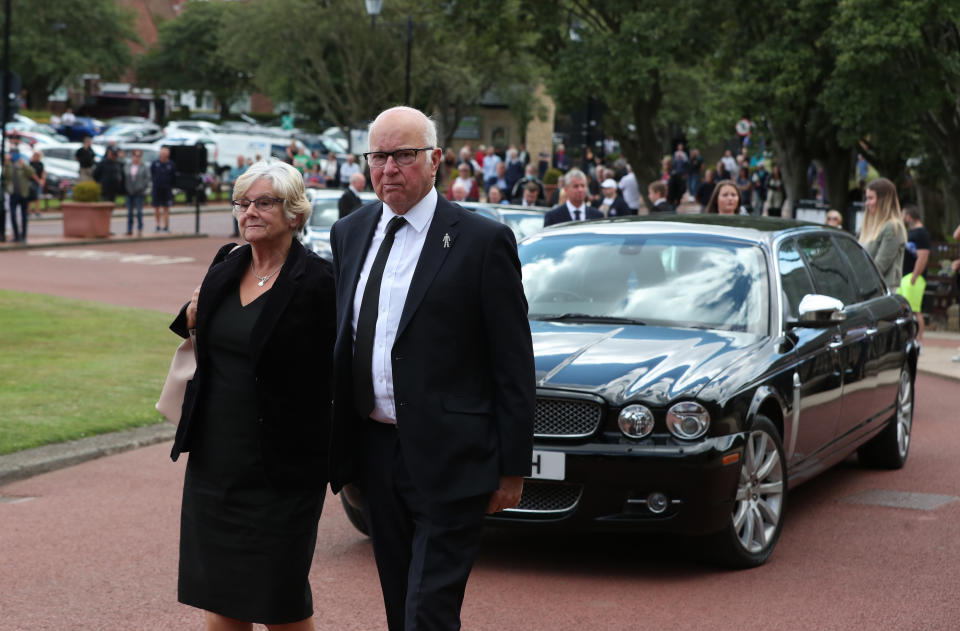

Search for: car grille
xmin=535 ymin=397 xmax=602 ymax=438
xmin=502 ymin=481 xmax=583 ymax=514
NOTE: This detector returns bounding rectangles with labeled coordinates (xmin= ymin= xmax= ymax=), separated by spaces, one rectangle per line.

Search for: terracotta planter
xmin=61 ymin=202 xmax=116 ymax=238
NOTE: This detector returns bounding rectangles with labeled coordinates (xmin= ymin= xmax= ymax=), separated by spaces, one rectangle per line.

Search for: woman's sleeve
xmin=871 ymin=222 xmax=902 ymax=276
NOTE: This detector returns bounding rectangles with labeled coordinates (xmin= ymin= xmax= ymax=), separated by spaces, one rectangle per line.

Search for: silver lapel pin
xmin=442 ymin=233 xmax=452 ymax=248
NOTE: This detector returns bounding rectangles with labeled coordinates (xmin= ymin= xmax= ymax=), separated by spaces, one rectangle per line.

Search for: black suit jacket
xmin=543 ymin=203 xmax=603 ymax=227
xmin=600 ymin=195 xmax=634 ymax=217
xmin=169 ymin=238 xmax=336 ymax=492
xmin=328 ymin=196 xmax=535 ymax=502
xmin=338 ymin=188 xmax=362 ymax=218
xmin=650 ymin=200 xmax=676 ymax=214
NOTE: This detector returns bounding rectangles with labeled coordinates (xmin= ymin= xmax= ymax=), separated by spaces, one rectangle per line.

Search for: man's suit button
xmin=394 ymin=355 xmax=403 ymax=361
xmin=398 ymin=401 xmax=407 ymax=407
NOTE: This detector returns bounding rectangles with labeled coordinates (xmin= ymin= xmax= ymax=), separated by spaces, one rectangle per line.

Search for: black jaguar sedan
xmin=489 ymin=214 xmax=918 ymax=567
xmin=339 ymin=214 xmax=919 ymax=568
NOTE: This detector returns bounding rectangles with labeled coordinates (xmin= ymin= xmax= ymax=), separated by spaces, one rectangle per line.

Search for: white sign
xmin=736 ymin=118 xmax=752 ymax=136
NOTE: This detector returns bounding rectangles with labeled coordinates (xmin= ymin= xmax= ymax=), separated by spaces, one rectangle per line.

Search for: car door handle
xmin=828 ymin=337 xmax=844 ymax=349
xmin=895 ymin=317 xmax=909 ymax=326
xmin=865 ymin=327 xmax=878 ymax=336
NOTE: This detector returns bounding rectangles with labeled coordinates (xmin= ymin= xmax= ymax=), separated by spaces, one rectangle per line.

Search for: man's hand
xmin=910 ymin=272 xmax=918 ymax=285
xmin=185 ymin=285 xmax=201 ymax=330
xmin=486 ymin=475 xmax=524 ymax=514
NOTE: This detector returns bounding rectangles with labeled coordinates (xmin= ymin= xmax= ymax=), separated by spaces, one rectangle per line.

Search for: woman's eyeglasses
xmin=232 ymin=197 xmax=284 ymax=212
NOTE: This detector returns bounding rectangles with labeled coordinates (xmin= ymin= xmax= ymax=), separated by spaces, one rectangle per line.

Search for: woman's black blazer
xmin=169 ymin=238 xmax=335 ymax=493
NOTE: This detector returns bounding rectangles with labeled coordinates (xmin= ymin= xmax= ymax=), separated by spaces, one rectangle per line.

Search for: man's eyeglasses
xmin=363 ymin=147 xmax=434 ymax=169
xmin=232 ymin=197 xmax=284 ymax=213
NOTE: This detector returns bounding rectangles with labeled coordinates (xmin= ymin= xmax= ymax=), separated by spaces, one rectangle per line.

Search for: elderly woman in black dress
xmin=169 ymin=160 xmax=335 ymax=630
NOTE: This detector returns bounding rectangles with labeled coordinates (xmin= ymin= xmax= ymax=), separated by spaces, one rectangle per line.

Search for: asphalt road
xmin=1 ymin=227 xmax=959 ymax=630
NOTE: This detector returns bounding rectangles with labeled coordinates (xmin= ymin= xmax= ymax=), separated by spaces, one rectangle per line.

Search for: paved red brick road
xmin=2 ymin=220 xmax=959 ymax=630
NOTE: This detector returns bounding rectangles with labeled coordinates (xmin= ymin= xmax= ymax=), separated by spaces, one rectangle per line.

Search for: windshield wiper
xmin=530 ymin=313 xmax=646 ymax=325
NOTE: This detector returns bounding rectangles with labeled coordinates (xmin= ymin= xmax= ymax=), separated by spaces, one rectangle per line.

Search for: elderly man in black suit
xmin=338 ymin=171 xmax=366 ymax=218
xmin=328 ymin=106 xmax=535 ymax=631
xmin=543 ymin=168 xmax=603 ymax=227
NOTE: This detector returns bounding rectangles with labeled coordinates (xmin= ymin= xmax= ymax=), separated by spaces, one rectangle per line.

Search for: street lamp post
xmin=363 ymin=0 xmax=412 ymax=105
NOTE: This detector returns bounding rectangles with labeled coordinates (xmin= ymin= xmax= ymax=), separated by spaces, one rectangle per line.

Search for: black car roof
xmin=534 ymin=214 xmax=836 ymax=246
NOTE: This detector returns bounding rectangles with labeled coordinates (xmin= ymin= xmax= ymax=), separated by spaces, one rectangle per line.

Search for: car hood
xmin=531 ymin=321 xmax=764 ymax=406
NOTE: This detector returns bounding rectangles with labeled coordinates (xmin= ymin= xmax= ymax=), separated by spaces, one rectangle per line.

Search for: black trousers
xmin=360 ymin=419 xmax=488 ymax=631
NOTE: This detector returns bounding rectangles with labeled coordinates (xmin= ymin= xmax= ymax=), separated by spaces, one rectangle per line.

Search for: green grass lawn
xmin=0 ymin=290 xmax=178 ymax=455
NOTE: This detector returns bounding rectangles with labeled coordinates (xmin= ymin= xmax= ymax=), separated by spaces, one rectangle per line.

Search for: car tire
xmin=340 ymin=493 xmax=370 ymax=536
xmin=705 ymin=415 xmax=787 ymax=569
xmin=857 ymin=367 xmax=913 ymax=470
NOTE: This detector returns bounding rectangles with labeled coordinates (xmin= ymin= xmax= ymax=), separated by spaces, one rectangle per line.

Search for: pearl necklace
xmin=250 ymin=261 xmax=281 ymax=287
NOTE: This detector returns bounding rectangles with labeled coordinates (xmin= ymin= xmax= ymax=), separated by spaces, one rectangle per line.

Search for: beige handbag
xmin=156 ymin=329 xmax=197 ymax=424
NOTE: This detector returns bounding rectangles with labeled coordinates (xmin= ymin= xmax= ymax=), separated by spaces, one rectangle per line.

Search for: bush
xmin=72 ymin=180 xmax=101 ymax=202
xmin=543 ymin=168 xmax=564 ymax=186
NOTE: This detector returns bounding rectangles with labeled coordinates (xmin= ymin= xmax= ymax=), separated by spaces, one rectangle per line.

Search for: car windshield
xmin=308 ymin=200 xmax=339 ymax=228
xmin=520 ymin=232 xmax=769 ymax=334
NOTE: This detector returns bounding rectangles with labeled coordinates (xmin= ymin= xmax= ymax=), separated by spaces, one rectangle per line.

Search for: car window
xmin=308 ymin=200 xmax=339 ymax=228
xmin=834 ymin=235 xmax=886 ymax=301
xmin=777 ymin=238 xmax=815 ymax=321
xmin=520 ymin=233 xmax=769 ymax=334
xmin=502 ymin=213 xmax=544 ymax=240
xmin=797 ymin=234 xmax=856 ymax=306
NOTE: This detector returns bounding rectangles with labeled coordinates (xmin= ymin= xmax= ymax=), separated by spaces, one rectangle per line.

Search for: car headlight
xmin=666 ymin=401 xmax=710 ymax=440
xmin=618 ymin=404 xmax=655 ymax=439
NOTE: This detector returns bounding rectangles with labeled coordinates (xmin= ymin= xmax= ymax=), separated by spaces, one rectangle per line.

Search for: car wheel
xmin=707 ymin=415 xmax=787 ymax=569
xmin=340 ymin=492 xmax=370 ymax=536
xmin=858 ymin=367 xmax=913 ymax=469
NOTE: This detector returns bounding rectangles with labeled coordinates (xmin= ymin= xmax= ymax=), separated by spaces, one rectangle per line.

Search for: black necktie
xmin=573 ymin=209 xmax=582 ymax=221
xmin=353 ymin=215 xmax=407 ymax=417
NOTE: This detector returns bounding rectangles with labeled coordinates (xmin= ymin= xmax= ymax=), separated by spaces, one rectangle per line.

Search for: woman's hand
xmin=185 ymin=285 xmax=201 ymax=330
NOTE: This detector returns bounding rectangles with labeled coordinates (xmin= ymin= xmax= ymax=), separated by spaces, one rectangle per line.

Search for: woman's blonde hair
xmin=859 ymin=178 xmax=906 ymax=244
xmin=232 ymin=160 xmax=312 ymax=231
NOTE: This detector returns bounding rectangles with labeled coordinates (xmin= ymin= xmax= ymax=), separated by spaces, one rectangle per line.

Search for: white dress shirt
xmin=566 ymin=200 xmax=587 ymax=221
xmin=352 ymin=187 xmax=437 ymax=424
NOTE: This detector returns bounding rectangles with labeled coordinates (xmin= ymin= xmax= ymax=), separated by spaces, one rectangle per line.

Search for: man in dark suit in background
xmin=543 ymin=168 xmax=603 ymax=227
xmin=328 ymin=106 xmax=535 ymax=631
xmin=338 ymin=171 xmax=366 ymax=218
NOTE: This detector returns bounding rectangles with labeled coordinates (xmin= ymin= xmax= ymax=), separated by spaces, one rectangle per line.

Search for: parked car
xmin=95 ymin=122 xmax=163 ymax=145
xmin=463 ymin=202 xmax=547 ymax=241
xmin=339 ymin=214 xmax=919 ymax=568
xmin=300 ymin=189 xmax=377 ymax=260
xmin=55 ymin=116 xmax=105 ymax=141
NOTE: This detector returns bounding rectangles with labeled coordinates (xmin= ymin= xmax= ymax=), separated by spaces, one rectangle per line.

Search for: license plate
xmin=529 ymin=449 xmax=565 ymax=480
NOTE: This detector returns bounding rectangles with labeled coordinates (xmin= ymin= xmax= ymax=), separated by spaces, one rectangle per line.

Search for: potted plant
xmin=542 ymin=167 xmax=564 ymax=204
xmin=62 ymin=181 xmax=114 ymax=238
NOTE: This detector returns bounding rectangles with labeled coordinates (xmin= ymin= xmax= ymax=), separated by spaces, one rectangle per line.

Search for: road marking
xmin=28 ymin=250 xmax=195 ymax=266
xmin=0 ymin=495 xmax=36 ymax=504
xmin=841 ymin=489 xmax=959 ymax=511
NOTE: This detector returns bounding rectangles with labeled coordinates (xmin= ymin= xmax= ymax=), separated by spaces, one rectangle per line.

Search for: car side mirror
xmin=790 ymin=294 xmax=846 ymax=327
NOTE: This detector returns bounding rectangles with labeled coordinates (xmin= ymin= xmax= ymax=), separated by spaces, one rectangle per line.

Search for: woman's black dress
xmin=178 ymin=288 xmax=323 ymax=624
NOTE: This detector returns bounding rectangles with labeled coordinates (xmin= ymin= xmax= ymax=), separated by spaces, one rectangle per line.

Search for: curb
xmin=0 ymin=423 xmax=176 ymax=487
xmin=0 ymin=232 xmax=210 ymax=251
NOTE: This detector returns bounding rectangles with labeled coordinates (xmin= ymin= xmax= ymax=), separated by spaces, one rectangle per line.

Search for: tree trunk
xmin=767 ymin=119 xmax=810 ymax=219
xmin=821 ymin=147 xmax=852 ymax=214
xmin=619 ymin=85 xmax=663 ymax=213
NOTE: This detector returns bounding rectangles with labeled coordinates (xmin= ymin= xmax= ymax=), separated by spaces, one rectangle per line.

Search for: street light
xmin=363 ymin=1 xmax=412 ymax=105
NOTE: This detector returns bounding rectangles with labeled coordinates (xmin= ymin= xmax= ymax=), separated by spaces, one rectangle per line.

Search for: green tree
xmin=217 ymin=0 xmax=543 ymax=149
xmin=136 ymin=0 xmax=249 ymax=118
xmin=824 ymin=0 xmax=960 ymax=238
xmin=519 ymin=0 xmax=719 ymax=210
xmin=709 ymin=0 xmax=857 ymax=216
xmin=219 ymin=0 xmax=402 ymax=141
xmin=0 ymin=0 xmax=137 ymax=108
